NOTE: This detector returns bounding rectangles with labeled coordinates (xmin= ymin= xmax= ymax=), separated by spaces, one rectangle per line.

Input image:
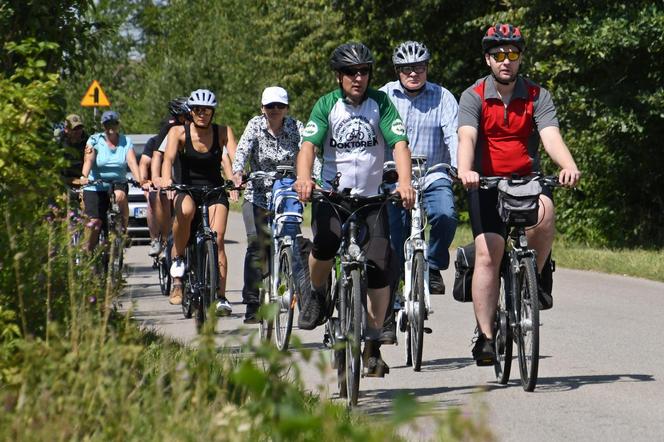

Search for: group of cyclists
xmin=62 ymin=23 xmax=580 ymax=379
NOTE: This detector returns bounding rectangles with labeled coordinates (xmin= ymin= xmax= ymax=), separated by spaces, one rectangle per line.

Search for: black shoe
xmin=472 ymin=333 xmax=496 ymax=366
xmin=379 ymin=311 xmax=397 ymax=345
xmin=363 ymin=340 xmax=390 ymax=377
xmin=429 ymin=270 xmax=445 ymax=294
xmin=298 ymin=284 xmax=325 ymax=330
xmin=537 ymin=274 xmax=553 ymax=310
xmin=243 ymin=302 xmax=260 ymax=324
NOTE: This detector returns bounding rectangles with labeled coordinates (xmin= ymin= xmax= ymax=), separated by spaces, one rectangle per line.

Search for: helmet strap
xmin=192 ymin=110 xmax=215 ymax=129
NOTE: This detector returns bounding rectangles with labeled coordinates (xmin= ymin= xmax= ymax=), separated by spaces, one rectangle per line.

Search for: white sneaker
xmin=170 ymin=257 xmax=185 ymax=278
xmin=148 ymin=239 xmax=162 ymax=257
xmin=215 ymin=297 xmax=232 ymax=316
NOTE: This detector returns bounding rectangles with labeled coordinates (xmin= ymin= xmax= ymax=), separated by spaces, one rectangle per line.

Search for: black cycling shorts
xmin=82 ymin=183 xmax=129 ymax=220
xmin=311 ymin=199 xmax=391 ymax=289
xmin=175 ymin=188 xmax=229 ymax=209
xmin=468 ymin=185 xmax=553 ymax=238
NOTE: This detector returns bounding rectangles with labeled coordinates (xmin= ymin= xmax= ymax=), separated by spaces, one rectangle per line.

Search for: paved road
xmin=122 ymin=211 xmax=664 ymax=441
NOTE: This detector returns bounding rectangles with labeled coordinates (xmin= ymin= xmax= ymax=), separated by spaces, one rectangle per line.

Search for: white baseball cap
xmin=261 ymin=86 xmax=289 ymax=105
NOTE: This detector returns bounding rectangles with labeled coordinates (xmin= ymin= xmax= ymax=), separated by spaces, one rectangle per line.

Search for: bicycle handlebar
xmin=479 ymin=174 xmax=561 ymax=190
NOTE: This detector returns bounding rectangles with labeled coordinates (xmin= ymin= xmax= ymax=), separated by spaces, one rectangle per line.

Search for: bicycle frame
xmin=402 ymin=157 xmax=432 ymax=320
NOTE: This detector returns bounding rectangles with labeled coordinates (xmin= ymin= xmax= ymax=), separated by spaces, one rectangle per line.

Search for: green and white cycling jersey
xmin=302 ymin=88 xmax=408 ymax=196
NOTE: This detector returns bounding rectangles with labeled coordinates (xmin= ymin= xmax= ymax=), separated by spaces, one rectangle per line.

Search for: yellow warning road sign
xmin=80 ymin=80 xmax=111 ymax=107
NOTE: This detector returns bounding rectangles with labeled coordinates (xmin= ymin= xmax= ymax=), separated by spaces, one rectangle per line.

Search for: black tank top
xmin=180 ymin=123 xmax=223 ymax=186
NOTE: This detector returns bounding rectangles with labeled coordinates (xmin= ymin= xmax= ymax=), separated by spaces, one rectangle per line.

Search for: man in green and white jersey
xmin=295 ymin=42 xmax=415 ymax=377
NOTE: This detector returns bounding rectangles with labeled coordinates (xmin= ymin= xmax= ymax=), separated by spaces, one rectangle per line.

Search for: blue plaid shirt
xmin=380 ymin=80 xmax=458 ymax=189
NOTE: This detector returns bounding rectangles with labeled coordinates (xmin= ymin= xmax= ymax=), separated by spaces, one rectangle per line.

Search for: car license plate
xmin=134 ymin=207 xmax=147 ymax=218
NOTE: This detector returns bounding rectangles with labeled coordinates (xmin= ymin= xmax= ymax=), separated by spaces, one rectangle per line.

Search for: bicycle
xmin=315 ymin=173 xmax=398 ymax=407
xmin=384 ymin=157 xmax=451 ymax=371
xmin=166 ymin=182 xmax=236 ymax=332
xmin=81 ymin=179 xmax=137 ymax=284
xmin=244 ymin=167 xmax=304 ymax=351
xmin=479 ymin=174 xmax=561 ymax=392
xmin=153 ymin=236 xmax=172 ymax=297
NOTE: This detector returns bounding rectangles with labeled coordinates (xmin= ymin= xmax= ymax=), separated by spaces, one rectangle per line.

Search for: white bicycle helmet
xmin=392 ymin=41 xmax=431 ymax=66
xmin=187 ymin=89 xmax=217 ymax=108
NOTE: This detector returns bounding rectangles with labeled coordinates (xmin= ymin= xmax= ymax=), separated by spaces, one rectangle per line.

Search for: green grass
xmin=450 ymin=223 xmax=664 ymax=282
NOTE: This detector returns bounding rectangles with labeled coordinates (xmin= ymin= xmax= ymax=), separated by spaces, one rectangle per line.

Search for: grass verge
xmin=451 ymin=223 xmax=664 ymax=282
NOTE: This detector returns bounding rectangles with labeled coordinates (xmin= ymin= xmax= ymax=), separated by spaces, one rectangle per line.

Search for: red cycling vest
xmin=474 ymin=78 xmax=541 ymax=176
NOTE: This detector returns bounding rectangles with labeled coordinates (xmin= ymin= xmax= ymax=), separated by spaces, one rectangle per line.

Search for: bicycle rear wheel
xmin=181 ymin=250 xmax=193 ymax=318
xmin=516 ymin=256 xmax=539 ymax=391
xmin=259 ymin=274 xmax=274 ymax=341
xmin=344 ymin=268 xmax=362 ymax=407
xmin=274 ymin=246 xmax=295 ymax=351
xmin=494 ymin=262 xmax=513 ymax=384
xmin=409 ymin=252 xmax=426 ymax=371
xmin=195 ymin=239 xmax=218 ymax=332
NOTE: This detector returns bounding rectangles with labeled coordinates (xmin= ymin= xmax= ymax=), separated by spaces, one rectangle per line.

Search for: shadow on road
xmin=534 ymin=373 xmax=654 ymax=392
xmin=359 ymin=383 xmax=495 ymax=414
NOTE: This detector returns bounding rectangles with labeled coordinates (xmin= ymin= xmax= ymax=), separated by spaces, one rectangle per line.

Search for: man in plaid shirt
xmin=380 ymin=40 xmax=458 ymax=344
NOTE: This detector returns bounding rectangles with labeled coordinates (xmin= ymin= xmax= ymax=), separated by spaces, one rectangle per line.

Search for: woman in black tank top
xmin=161 ymin=93 xmax=238 ymax=313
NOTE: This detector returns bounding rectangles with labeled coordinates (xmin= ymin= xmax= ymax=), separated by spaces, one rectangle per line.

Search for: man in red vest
xmin=457 ymin=24 xmax=581 ymax=365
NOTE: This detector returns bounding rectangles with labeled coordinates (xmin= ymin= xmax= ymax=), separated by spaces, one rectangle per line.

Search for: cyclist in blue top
xmin=79 ymin=110 xmax=142 ymax=251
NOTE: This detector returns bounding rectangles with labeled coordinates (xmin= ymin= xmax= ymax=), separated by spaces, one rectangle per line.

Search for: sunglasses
xmin=340 ymin=67 xmax=371 ymax=77
xmin=191 ymin=106 xmax=213 ymax=115
xmin=103 ymin=121 xmax=119 ymax=127
xmin=264 ymin=103 xmax=287 ymax=110
xmin=398 ymin=65 xmax=427 ymax=75
xmin=489 ymin=51 xmax=521 ymax=62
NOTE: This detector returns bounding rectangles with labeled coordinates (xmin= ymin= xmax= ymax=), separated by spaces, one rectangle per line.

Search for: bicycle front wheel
xmin=344 ymin=268 xmax=362 ymax=407
xmin=274 ymin=246 xmax=295 ymax=351
xmin=158 ymin=257 xmax=171 ymax=297
xmin=410 ymin=251 xmax=426 ymax=371
xmin=494 ymin=262 xmax=513 ymax=384
xmin=516 ymin=256 xmax=539 ymax=391
xmin=195 ymin=239 xmax=218 ymax=332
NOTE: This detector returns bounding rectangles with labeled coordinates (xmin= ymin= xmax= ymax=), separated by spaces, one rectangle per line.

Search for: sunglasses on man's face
xmin=191 ymin=106 xmax=213 ymax=116
xmin=103 ymin=121 xmax=119 ymax=128
xmin=489 ymin=51 xmax=521 ymax=62
xmin=398 ymin=65 xmax=427 ymax=75
xmin=264 ymin=103 xmax=287 ymax=110
xmin=340 ymin=67 xmax=371 ymax=77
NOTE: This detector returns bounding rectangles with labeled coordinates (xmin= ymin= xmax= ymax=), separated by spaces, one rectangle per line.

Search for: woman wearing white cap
xmin=231 ymin=86 xmax=315 ymax=323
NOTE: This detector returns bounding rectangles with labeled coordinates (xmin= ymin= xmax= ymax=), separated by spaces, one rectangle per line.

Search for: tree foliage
xmin=49 ymin=0 xmax=664 ymax=247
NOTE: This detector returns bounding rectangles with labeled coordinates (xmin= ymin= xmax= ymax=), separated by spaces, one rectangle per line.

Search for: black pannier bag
xmin=496 ymin=180 xmax=542 ymax=227
xmin=453 ymin=243 xmax=475 ymax=302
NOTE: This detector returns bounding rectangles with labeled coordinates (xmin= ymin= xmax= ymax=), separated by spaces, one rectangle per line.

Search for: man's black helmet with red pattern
xmin=482 ymin=23 xmax=526 ymax=53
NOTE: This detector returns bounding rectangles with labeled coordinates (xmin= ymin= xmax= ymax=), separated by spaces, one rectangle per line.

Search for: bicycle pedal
xmin=423 ymin=327 xmax=433 ymax=334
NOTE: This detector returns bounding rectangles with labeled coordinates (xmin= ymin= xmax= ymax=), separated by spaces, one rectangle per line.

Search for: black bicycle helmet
xmin=168 ymin=96 xmax=190 ymax=116
xmin=482 ymin=23 xmax=526 ymax=53
xmin=329 ymin=42 xmax=375 ymax=71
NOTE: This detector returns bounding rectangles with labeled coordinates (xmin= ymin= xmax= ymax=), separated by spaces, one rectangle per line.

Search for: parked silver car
xmin=127 ymin=134 xmax=155 ymax=243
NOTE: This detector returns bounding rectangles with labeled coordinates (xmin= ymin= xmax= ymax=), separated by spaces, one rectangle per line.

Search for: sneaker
xmin=298 ymin=284 xmax=325 ymax=330
xmin=148 ymin=238 xmax=162 ymax=257
xmin=243 ymin=302 xmax=260 ymax=324
xmin=429 ymin=270 xmax=445 ymax=294
xmin=379 ymin=311 xmax=397 ymax=345
xmin=170 ymin=256 xmax=185 ymax=278
xmin=363 ymin=339 xmax=390 ymax=377
xmin=472 ymin=332 xmax=496 ymax=366
xmin=215 ymin=297 xmax=233 ymax=316
xmin=169 ymin=283 xmax=183 ymax=305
